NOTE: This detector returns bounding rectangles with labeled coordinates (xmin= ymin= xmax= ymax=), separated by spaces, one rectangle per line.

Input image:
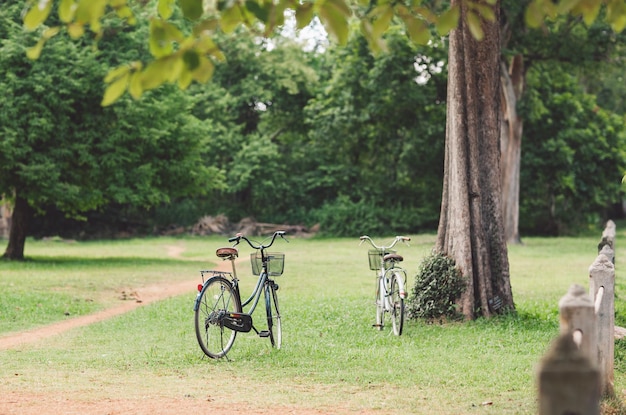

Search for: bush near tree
xmin=407 ymin=252 xmax=466 ymax=322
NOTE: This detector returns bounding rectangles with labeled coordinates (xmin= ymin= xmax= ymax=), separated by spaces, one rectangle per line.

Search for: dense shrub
xmin=310 ymin=196 xmax=438 ymax=237
xmin=407 ymin=252 xmax=465 ymax=321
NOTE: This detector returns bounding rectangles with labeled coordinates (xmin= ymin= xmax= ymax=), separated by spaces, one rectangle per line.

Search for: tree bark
xmin=436 ymin=0 xmax=514 ymax=319
xmin=2 ymin=195 xmax=31 ymax=260
xmin=0 ymin=197 xmax=11 ymax=239
xmin=500 ymin=54 xmax=524 ymax=245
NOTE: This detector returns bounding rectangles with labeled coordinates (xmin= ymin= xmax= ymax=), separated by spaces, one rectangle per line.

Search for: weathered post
xmin=538 ymin=333 xmax=600 ymax=415
xmin=589 ymin=254 xmax=615 ymax=397
xmin=599 ymin=220 xmax=616 ymax=245
xmin=558 ymin=284 xmax=596 ymax=361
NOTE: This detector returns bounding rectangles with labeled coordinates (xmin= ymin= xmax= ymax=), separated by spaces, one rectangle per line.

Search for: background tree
xmin=304 ymin=27 xmax=447 ymax=235
xmin=0 ymin=5 xmax=222 ymax=259
xmin=499 ymin=0 xmax=626 ymax=243
xmin=435 ymin=0 xmax=514 ymax=318
xmin=519 ymin=65 xmax=626 ymax=234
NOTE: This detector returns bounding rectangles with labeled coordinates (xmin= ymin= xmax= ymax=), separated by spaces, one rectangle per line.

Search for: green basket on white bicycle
xmin=367 ymin=249 xmax=396 ymax=271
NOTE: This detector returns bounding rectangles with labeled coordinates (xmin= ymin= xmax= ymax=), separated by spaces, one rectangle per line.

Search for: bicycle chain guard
xmin=222 ymin=312 xmax=253 ymax=333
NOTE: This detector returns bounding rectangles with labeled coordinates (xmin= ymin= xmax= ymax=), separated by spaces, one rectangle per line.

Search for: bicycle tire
xmin=375 ymin=276 xmax=384 ymax=330
xmin=389 ymin=272 xmax=405 ymax=336
xmin=194 ymin=276 xmax=241 ymax=359
xmin=264 ymin=281 xmax=282 ymax=348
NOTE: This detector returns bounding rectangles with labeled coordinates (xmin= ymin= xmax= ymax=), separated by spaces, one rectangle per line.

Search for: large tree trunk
xmin=436 ymin=0 xmax=514 ymax=319
xmin=0 ymin=197 xmax=11 ymax=239
xmin=2 ymin=195 xmax=31 ymax=260
xmin=500 ymin=55 xmax=524 ymax=245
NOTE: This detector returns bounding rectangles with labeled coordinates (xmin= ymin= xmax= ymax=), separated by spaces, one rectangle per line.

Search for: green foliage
xmin=407 ymin=252 xmax=465 ymax=321
xmin=0 ymin=5 xmax=224 ymax=252
xmin=519 ymin=64 xmax=626 ymax=234
xmin=311 ymin=195 xmax=438 ymax=236
xmin=302 ymin=29 xmax=446 ymax=234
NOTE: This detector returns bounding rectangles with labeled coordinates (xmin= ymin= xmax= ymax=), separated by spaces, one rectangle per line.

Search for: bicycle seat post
xmin=215 ymin=247 xmax=239 ymax=280
xmin=230 ymin=255 xmax=238 ymax=280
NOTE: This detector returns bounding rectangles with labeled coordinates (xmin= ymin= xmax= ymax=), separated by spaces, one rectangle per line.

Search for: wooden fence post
xmin=538 ymin=333 xmax=600 ymax=415
xmin=558 ymin=284 xmax=596 ymax=362
xmin=589 ymin=253 xmax=616 ymax=397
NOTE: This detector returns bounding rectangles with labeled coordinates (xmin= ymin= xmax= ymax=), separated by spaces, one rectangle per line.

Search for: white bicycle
xmin=359 ymin=235 xmax=410 ymax=336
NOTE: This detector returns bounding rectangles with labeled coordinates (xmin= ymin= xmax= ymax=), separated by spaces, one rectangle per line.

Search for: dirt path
xmin=0 ymin=245 xmax=218 ymax=350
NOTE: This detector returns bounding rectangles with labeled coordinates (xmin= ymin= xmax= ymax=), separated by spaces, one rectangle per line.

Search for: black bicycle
xmin=193 ymin=231 xmax=288 ymax=359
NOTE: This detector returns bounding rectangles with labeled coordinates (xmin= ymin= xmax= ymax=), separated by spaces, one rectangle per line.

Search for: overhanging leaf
xmin=245 ymin=0 xmax=270 ymax=22
xmin=149 ymin=19 xmax=177 ymax=58
xmin=220 ymin=5 xmax=244 ymax=33
xmin=23 ymin=1 xmax=53 ymax=31
xmin=556 ymin=0 xmax=582 ymax=14
xmin=128 ymin=71 xmax=143 ymax=100
xmin=141 ymin=60 xmax=170 ymax=91
xmin=580 ymin=1 xmax=602 ymax=26
xmin=474 ymin=4 xmax=496 ymax=22
xmin=607 ymin=0 xmax=626 ymax=32
xmin=115 ymin=5 xmax=135 ymax=22
xmin=413 ymin=6 xmax=437 ymax=23
xmin=67 ymin=22 xmax=85 ymax=39
xmin=403 ymin=15 xmax=430 ymax=44
xmin=101 ymin=72 xmax=129 ymax=106
xmin=59 ymin=0 xmax=77 ymax=23
xmin=43 ymin=27 xmax=60 ymax=39
xmin=360 ymin=20 xmax=387 ymax=54
xmin=26 ymin=39 xmax=45 ymax=60
xmin=371 ymin=5 xmax=394 ymax=38
xmin=163 ymin=55 xmax=184 ymax=83
xmin=466 ymin=10 xmax=483 ymax=40
xmin=104 ymin=65 xmax=130 ymax=83
xmin=296 ymin=2 xmax=315 ymax=29
xmin=183 ymin=49 xmax=201 ymax=71
xmin=180 ymin=0 xmax=204 ymax=20
xmin=158 ymin=0 xmax=176 ymax=19
xmin=318 ymin=0 xmax=351 ymax=45
xmin=436 ymin=4 xmax=459 ymax=35
xmin=191 ymin=56 xmax=215 ymax=83
xmin=525 ymin=0 xmax=544 ymax=28
xmin=192 ymin=18 xmax=219 ymax=36
xmin=177 ymin=66 xmax=194 ymax=89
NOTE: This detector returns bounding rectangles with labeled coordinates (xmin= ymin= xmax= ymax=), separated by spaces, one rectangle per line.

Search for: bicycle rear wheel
xmin=389 ymin=272 xmax=405 ymax=336
xmin=264 ymin=281 xmax=282 ymax=348
xmin=194 ymin=276 xmax=241 ymax=359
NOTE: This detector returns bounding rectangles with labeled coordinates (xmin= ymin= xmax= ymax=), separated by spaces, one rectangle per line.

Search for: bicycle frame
xmin=236 ymin=265 xmax=268 ymax=315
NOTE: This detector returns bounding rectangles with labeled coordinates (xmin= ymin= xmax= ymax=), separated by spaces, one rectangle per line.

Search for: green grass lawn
xmin=0 ymin=229 xmax=624 ymax=414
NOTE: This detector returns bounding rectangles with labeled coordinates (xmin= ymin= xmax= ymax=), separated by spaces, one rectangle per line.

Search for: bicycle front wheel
xmin=264 ymin=281 xmax=282 ymax=349
xmin=389 ymin=272 xmax=405 ymax=336
xmin=194 ymin=276 xmax=241 ymax=359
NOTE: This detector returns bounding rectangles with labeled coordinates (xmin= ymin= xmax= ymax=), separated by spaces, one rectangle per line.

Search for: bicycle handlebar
xmin=359 ymin=235 xmax=410 ymax=250
xmin=229 ymin=230 xmax=288 ymax=250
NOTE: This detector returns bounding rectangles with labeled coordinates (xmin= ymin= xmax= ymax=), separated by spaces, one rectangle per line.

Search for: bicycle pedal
xmin=258 ymin=330 xmax=271 ymax=338
xmin=372 ymin=324 xmax=383 ymax=328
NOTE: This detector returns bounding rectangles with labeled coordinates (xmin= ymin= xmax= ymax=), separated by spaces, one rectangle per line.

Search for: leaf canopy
xmin=21 ymin=0 xmax=626 ymax=104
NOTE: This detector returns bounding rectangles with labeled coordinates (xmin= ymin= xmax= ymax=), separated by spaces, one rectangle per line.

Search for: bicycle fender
xmin=193 ymin=280 xmax=210 ymax=311
xmin=395 ymin=271 xmax=407 ymax=299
